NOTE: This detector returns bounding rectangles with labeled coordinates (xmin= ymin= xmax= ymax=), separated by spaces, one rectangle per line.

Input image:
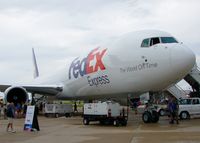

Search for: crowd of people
xmin=0 ymin=102 xmax=30 ymax=133
xmin=0 ymin=102 xmax=28 ymax=119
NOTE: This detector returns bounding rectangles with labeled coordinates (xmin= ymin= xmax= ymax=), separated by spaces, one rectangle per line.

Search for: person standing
xmin=32 ymin=105 xmax=40 ymax=131
xmin=3 ymin=104 xmax=7 ymax=119
xmin=23 ymin=103 xmax=27 ymax=118
xmin=74 ymin=102 xmax=78 ymax=112
xmin=16 ymin=103 xmax=22 ymax=118
xmin=168 ymin=98 xmax=174 ymax=124
xmin=173 ymin=97 xmax=179 ymax=124
xmin=168 ymin=97 xmax=179 ymax=124
xmin=133 ymin=101 xmax=138 ymax=114
xmin=6 ymin=102 xmax=16 ymax=133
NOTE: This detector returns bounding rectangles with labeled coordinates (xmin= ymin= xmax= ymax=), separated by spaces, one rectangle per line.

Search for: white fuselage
xmin=32 ymin=30 xmax=196 ymax=100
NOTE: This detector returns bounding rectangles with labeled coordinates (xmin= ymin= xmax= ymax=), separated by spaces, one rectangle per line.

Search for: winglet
xmin=32 ymin=48 xmax=39 ymax=78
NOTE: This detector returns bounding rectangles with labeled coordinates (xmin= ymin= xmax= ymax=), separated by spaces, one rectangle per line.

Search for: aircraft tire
xmin=142 ymin=111 xmax=151 ymax=123
xmin=180 ymin=111 xmax=190 ymax=120
xmin=151 ymin=110 xmax=159 ymax=123
xmin=113 ymin=120 xmax=119 ymax=127
xmin=159 ymin=109 xmax=165 ymax=116
xmin=55 ymin=113 xmax=59 ymax=118
xmin=83 ymin=118 xmax=89 ymax=125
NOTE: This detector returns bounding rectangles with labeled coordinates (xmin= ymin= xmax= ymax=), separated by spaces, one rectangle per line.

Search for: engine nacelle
xmin=4 ymin=86 xmax=29 ymax=105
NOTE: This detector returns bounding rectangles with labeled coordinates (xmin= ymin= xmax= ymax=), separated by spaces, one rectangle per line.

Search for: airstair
xmin=166 ymin=84 xmax=188 ymax=99
xmin=184 ymin=64 xmax=200 ymax=96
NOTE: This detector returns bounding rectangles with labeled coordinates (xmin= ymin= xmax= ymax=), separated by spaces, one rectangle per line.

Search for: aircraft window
xmin=161 ymin=37 xmax=178 ymax=43
xmin=150 ymin=37 xmax=160 ymax=46
xmin=141 ymin=38 xmax=150 ymax=47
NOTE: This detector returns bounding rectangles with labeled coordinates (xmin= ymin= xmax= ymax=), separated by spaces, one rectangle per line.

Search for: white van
xmin=179 ymin=98 xmax=200 ymax=119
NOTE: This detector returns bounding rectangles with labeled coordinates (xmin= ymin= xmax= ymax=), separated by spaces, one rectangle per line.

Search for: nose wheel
xmin=142 ymin=111 xmax=151 ymax=123
xmin=142 ymin=109 xmax=159 ymax=123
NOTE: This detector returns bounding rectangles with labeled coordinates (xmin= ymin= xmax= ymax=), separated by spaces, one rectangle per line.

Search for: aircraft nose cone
xmin=171 ymin=44 xmax=196 ymax=77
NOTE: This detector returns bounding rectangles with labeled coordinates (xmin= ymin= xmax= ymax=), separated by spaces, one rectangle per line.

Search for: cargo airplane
xmin=0 ymin=30 xmax=196 ymax=105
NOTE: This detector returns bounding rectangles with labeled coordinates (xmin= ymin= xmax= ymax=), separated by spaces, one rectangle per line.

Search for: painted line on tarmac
xmin=130 ymin=124 xmax=143 ymax=143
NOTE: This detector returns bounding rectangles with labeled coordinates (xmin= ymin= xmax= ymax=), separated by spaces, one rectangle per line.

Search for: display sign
xmin=24 ymin=106 xmax=35 ymax=131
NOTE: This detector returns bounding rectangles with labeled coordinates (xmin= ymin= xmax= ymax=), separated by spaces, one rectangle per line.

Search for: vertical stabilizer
xmin=32 ymin=48 xmax=39 ymax=78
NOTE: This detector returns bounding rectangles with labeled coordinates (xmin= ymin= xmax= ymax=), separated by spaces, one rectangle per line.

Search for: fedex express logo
xmin=69 ymin=48 xmax=107 ymax=79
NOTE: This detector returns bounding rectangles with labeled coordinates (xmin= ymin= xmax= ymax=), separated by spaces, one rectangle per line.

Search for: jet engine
xmin=4 ymin=86 xmax=29 ymax=105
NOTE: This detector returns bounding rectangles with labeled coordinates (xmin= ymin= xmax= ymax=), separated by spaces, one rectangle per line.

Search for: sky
xmin=0 ymin=0 xmax=200 ymax=94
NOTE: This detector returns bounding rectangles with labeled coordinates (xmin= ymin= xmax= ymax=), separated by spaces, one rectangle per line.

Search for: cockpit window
xmin=141 ymin=36 xmax=178 ymax=48
xmin=161 ymin=37 xmax=178 ymax=43
xmin=141 ymin=38 xmax=150 ymax=47
xmin=150 ymin=37 xmax=160 ymax=46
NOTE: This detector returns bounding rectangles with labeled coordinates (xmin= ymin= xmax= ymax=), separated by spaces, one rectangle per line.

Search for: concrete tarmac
xmin=1 ymin=112 xmax=200 ymax=143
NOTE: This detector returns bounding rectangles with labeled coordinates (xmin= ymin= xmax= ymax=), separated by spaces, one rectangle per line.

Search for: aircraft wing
xmin=0 ymin=84 xmax=63 ymax=95
xmin=0 ymin=84 xmax=10 ymax=91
